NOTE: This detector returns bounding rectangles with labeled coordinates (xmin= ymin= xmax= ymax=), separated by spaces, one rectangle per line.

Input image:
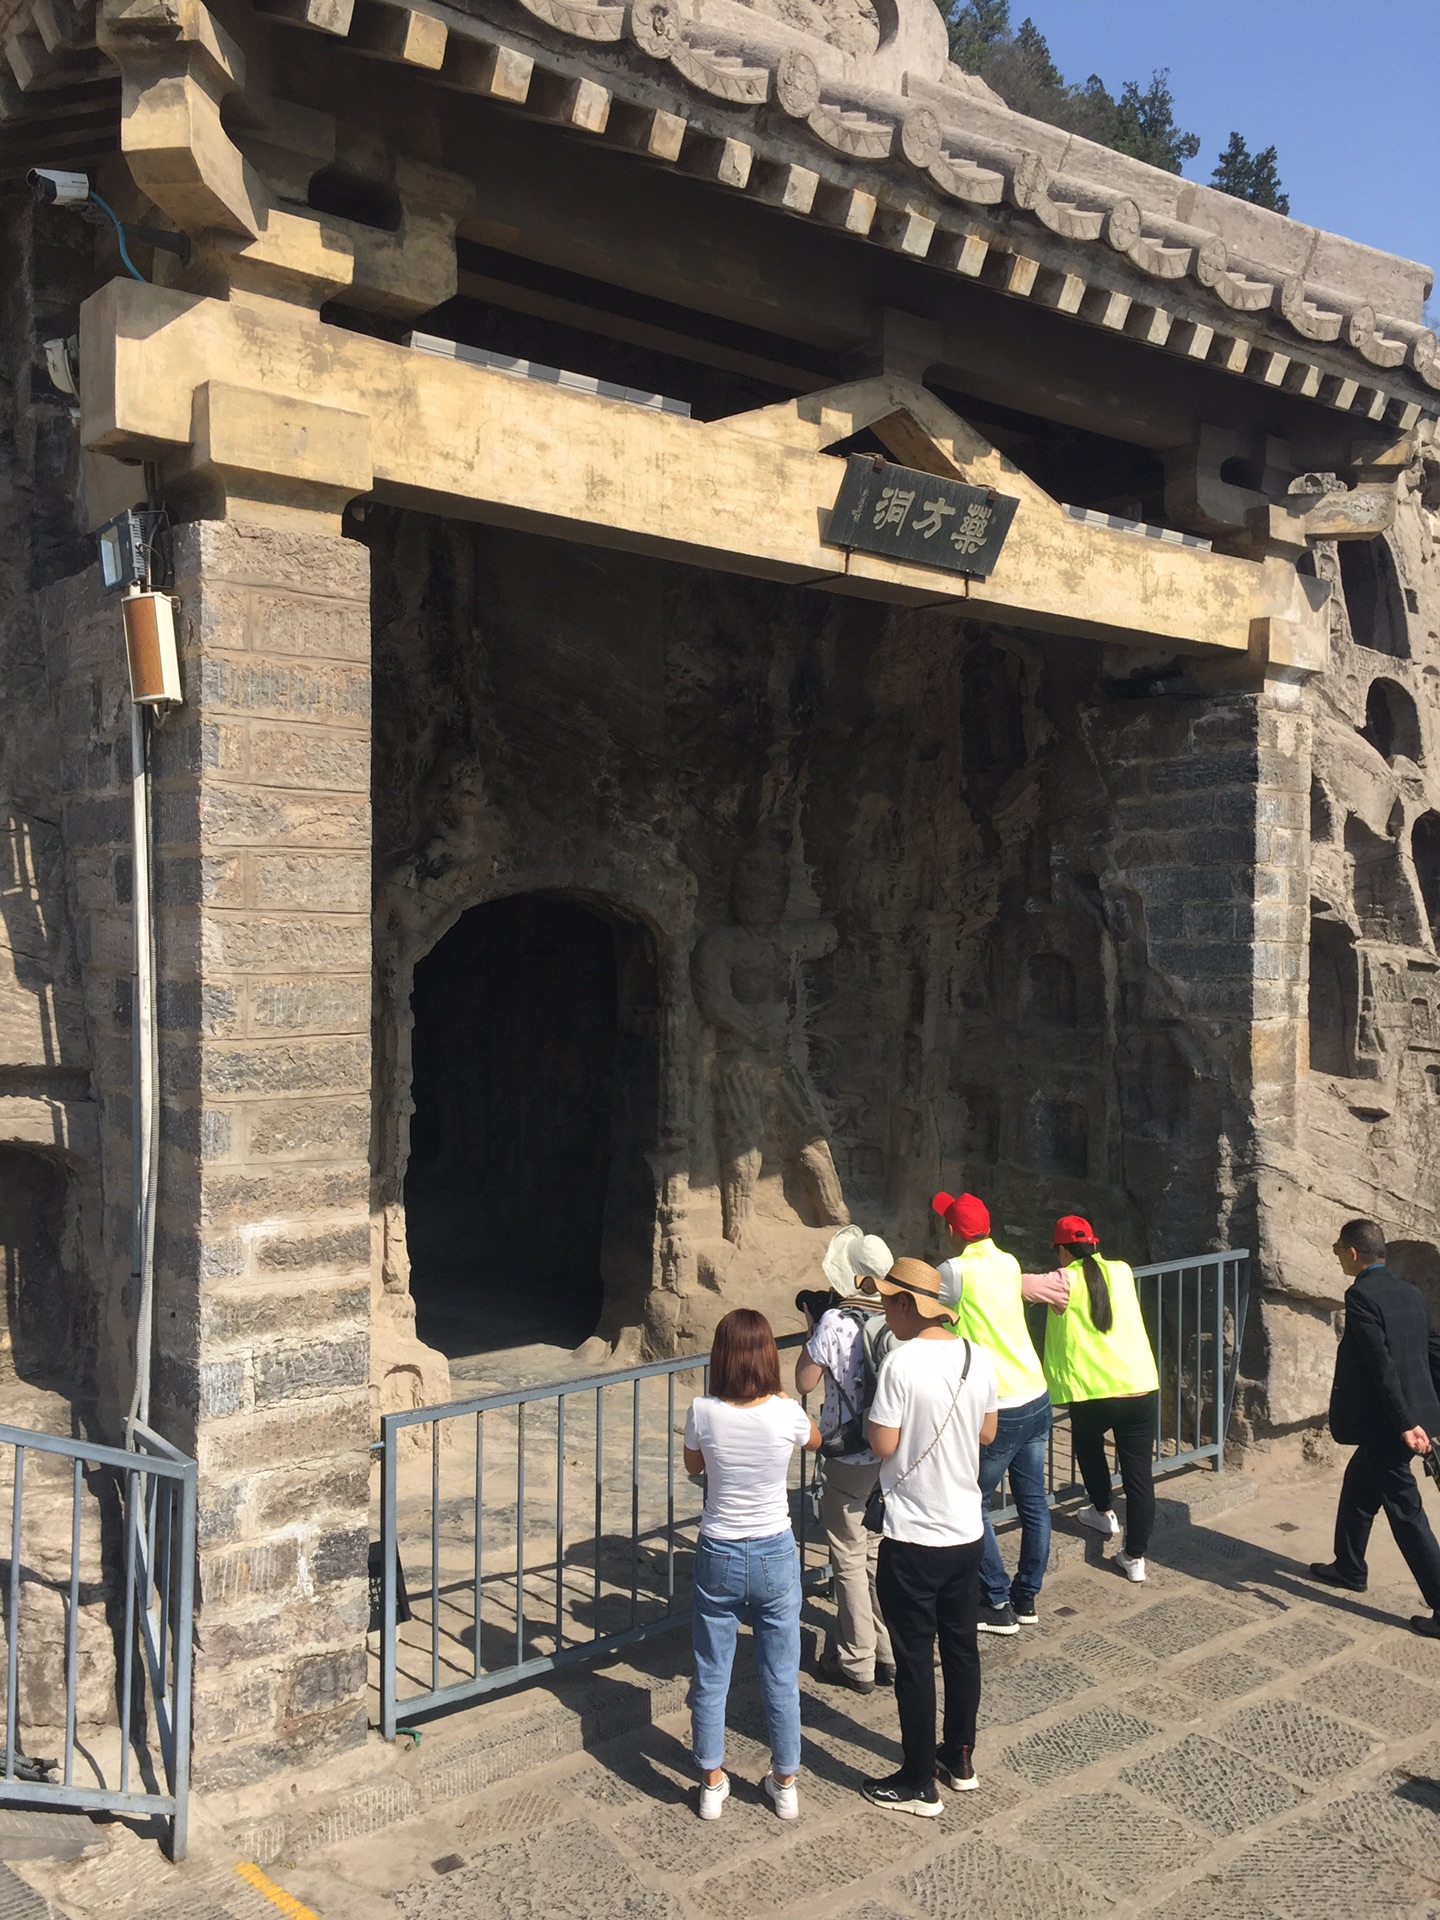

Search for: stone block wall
xmin=144 ymin=519 xmax=373 ymax=1788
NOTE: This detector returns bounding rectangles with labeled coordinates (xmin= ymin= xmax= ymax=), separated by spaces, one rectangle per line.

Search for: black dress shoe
xmin=1412 ymin=1614 xmax=1440 ymax=1638
xmin=874 ymin=1662 xmax=896 ymax=1687
xmin=1308 ymin=1561 xmax=1368 ymax=1592
xmin=816 ymin=1654 xmax=875 ymax=1695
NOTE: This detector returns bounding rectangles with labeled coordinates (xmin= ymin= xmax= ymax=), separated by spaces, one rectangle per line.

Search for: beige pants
xmin=820 ymin=1456 xmax=893 ymax=1681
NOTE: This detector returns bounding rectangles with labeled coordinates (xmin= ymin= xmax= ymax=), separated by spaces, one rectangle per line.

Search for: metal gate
xmin=377 ymin=1249 xmax=1250 ymax=1734
xmin=0 ymin=1420 xmax=196 ymax=1860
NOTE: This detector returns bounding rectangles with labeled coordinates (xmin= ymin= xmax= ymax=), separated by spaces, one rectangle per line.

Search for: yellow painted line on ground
xmin=235 ymin=1859 xmax=322 ymax=1918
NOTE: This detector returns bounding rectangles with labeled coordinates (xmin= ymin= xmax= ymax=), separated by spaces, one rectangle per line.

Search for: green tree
xmin=945 ymin=7 xmax=1202 ymax=179
xmin=1109 ymin=70 xmax=1201 ymax=174
xmin=1211 ymin=132 xmax=1290 ymax=214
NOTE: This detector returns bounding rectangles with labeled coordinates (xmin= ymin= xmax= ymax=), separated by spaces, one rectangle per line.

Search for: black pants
xmin=1069 ymin=1391 xmax=1159 ymax=1557
xmin=875 ymin=1535 xmax=983 ymax=1791
xmin=1334 ymin=1440 xmax=1440 ymax=1609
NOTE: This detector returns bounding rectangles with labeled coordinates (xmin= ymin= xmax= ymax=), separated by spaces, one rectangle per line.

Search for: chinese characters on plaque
xmin=824 ymin=455 xmax=1019 ymax=577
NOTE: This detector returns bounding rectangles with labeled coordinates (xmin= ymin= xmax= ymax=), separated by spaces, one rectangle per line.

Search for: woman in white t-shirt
xmin=684 ymin=1308 xmax=821 ymax=1823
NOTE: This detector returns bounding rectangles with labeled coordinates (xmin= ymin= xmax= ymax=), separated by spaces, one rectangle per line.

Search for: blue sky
xmin=1007 ymin=2 xmax=1440 ymax=295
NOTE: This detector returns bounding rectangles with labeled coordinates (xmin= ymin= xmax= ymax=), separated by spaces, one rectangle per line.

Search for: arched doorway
xmin=404 ymin=894 xmax=659 ymax=1363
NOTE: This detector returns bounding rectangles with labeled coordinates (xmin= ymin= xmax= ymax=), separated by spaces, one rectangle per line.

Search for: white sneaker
xmin=1077 ymin=1504 xmax=1121 ymax=1538
xmin=764 ymin=1772 xmax=800 ymax=1820
xmin=1115 ymin=1550 xmax=1147 ymax=1582
xmin=698 ymin=1773 xmax=730 ymax=1820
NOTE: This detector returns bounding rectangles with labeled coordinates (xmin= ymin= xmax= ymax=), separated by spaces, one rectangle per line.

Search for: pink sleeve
xmin=1022 ymin=1269 xmax=1072 ymax=1309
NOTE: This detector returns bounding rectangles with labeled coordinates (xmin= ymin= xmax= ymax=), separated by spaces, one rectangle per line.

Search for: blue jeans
xmin=691 ymin=1528 xmax=802 ymax=1777
xmin=978 ymin=1392 xmax=1053 ymax=1609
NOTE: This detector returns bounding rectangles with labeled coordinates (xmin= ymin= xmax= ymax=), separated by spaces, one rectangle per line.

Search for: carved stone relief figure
xmin=692 ymin=836 xmax=850 ymax=1246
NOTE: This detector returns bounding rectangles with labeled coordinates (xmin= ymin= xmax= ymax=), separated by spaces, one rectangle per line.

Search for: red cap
xmin=1053 ymin=1215 xmax=1099 ymax=1248
xmin=932 ymin=1191 xmax=990 ymax=1240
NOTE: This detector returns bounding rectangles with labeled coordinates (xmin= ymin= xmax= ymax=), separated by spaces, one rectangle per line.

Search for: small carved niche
xmin=1026 ymin=952 xmax=1078 ymax=1027
xmin=1414 ymin=812 xmax=1440 ymax=948
xmin=1338 ymin=536 xmax=1410 ymax=659
xmin=1359 ymin=678 xmax=1422 ymax=764
xmin=1308 ymin=903 xmax=1359 ymax=1077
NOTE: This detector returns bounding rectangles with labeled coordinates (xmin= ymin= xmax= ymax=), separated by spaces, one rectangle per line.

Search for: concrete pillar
xmin=151 ymin=517 xmax=372 ymax=1788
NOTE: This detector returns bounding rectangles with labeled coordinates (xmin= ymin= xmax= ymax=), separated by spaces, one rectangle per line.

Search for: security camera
xmin=26 ymin=168 xmax=90 ymax=206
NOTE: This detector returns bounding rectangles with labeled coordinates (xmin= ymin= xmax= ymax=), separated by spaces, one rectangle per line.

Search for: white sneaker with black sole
xmin=764 ymin=1772 xmax=799 ymax=1820
xmin=862 ymin=1771 xmax=944 ymax=1817
xmin=1115 ymin=1550 xmax=1147 ymax=1582
xmin=698 ymin=1774 xmax=730 ymax=1820
xmin=1076 ymin=1504 xmax=1121 ymax=1538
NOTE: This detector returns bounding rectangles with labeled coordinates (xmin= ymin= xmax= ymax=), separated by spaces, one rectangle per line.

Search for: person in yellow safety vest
xmin=1030 ymin=1215 xmax=1161 ymax=1584
xmin=933 ymin=1191 xmax=1070 ymax=1636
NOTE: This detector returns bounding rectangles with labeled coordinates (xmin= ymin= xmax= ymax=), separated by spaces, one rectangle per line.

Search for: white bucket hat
xmin=821 ymin=1225 xmax=895 ymax=1300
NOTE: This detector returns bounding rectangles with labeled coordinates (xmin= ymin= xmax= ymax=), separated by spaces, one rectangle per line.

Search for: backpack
xmin=818 ymin=1308 xmax=897 ymax=1458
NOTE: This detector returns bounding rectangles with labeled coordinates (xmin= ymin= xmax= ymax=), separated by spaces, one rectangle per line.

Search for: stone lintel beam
xmin=78 ymin=277 xmax=1324 ymax=662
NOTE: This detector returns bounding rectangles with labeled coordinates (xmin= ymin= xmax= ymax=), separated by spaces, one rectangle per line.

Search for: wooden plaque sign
xmin=824 ymin=455 xmax=1019 ymax=578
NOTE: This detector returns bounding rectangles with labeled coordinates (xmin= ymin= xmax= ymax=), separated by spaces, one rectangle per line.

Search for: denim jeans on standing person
xmin=976 ymin=1391 xmax=1053 ymax=1610
xmin=691 ymin=1528 xmax=802 ymax=1777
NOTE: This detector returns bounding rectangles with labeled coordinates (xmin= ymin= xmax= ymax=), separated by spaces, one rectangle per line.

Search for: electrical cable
xmin=85 ymin=190 xmax=146 ymax=283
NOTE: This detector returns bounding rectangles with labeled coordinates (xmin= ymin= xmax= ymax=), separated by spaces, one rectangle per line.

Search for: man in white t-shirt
xmin=795 ymin=1227 xmax=895 ymax=1693
xmin=861 ymin=1257 xmax=998 ymax=1817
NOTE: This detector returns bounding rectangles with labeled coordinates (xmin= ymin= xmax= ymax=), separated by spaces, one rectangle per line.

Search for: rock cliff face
xmin=365 ymin=508 xmax=1261 ymax=1367
xmin=1251 ymin=470 xmax=1440 ymax=1430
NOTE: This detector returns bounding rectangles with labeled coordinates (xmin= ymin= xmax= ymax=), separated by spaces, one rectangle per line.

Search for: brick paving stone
xmin=1120 ymin=1734 xmax=1305 ymax=1836
xmin=979 ymin=1657 xmax=1094 ymax=1729
xmin=1000 ymin=1710 xmax=1160 ymax=1787
xmin=832 ymin=1907 xmax=916 ymax=1920
xmin=1299 ymin=1658 xmax=1440 ymax=1739
xmin=690 ymin=1821 xmax=916 ymax=1917
xmin=562 ymin=1761 xmax=651 ymax=1807
xmin=1018 ymin=1790 xmax=1205 ymax=1885
xmin=1214 ymin=1698 xmax=1376 ymax=1783
xmin=1112 ymin=1600 xmax=1249 ymax=1660
xmin=613 ymin=1795 xmax=795 ymax=1874
xmin=901 ymin=1835 xmax=1108 ymax=1918
xmin=1060 ymin=1632 xmax=1154 ymax=1677
xmin=1243 ymin=1619 xmax=1353 ymax=1669
xmin=1115 ymin=1683 xmax=1202 ymax=1727
xmin=393 ymin=1819 xmax=679 ymax=1919
xmin=1366 ymin=1625 xmax=1440 ymax=1686
xmin=0 ymin=1809 xmax=98 ymax=1864
xmin=0 ymin=1872 xmax=50 ymax=1920
xmin=458 ymin=1787 xmax=568 ymax=1844
xmin=1146 ymin=1878 xmax=1287 ymax=1920
xmin=1173 ymin=1652 xmax=1278 ymax=1702
xmin=1310 ymin=1775 xmax=1440 ymax=1881
xmin=1222 ymin=1815 xmax=1431 ymax=1920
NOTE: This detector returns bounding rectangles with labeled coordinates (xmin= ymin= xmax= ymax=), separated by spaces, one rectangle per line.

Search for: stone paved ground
xmin=260 ymin=1471 xmax=1440 ymax=1920
xmin=15 ymin=1464 xmax=1440 ymax=1919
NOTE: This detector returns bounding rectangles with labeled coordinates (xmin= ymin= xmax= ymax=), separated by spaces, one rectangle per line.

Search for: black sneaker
xmin=935 ymin=1746 xmax=978 ymax=1792
xmin=861 ymin=1771 xmax=944 ymax=1817
xmin=976 ymin=1602 xmax=1019 ymax=1636
xmin=1308 ymin=1561 xmax=1368 ymax=1593
xmin=1412 ymin=1614 xmax=1440 ymax=1639
xmin=1011 ymin=1596 xmax=1039 ymax=1625
xmin=875 ymin=1662 xmax=896 ymax=1687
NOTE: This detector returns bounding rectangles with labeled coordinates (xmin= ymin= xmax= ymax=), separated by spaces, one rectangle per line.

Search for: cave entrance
xmin=405 ymin=894 xmax=659 ymax=1366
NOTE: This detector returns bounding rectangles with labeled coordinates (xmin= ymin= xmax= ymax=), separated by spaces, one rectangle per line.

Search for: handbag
xmin=863 ymin=1339 xmax=972 ymax=1535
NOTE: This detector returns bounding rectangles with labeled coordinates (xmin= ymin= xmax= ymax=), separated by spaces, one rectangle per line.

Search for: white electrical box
xmin=121 ymin=590 xmax=182 ymax=706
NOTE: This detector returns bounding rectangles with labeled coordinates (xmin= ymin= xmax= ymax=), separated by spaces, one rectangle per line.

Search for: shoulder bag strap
xmin=887 ymin=1339 xmax=972 ymax=1491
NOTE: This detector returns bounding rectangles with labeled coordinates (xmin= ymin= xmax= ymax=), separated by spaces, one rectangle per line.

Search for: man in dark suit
xmin=1309 ymin=1218 xmax=1440 ymax=1636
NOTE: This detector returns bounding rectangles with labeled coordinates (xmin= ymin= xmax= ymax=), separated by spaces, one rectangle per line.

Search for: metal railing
xmin=377 ymin=1250 xmax=1249 ymax=1733
xmin=0 ymin=1421 xmax=196 ymax=1860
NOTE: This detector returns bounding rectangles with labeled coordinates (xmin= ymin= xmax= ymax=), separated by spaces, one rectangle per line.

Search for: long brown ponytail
xmin=1062 ymin=1243 xmax=1113 ymax=1332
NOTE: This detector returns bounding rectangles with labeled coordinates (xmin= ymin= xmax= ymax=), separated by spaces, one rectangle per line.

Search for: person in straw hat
xmin=859 ymin=1258 xmax=997 ymax=1816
